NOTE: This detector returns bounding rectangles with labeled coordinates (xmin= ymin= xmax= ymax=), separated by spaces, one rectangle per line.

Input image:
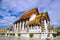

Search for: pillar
xmin=37 ymin=26 xmax=38 ymax=29
xmin=16 ymin=22 xmax=18 ymax=33
xmin=14 ymin=23 xmax=16 ymax=33
xmin=40 ymin=26 xmax=41 ymax=32
xmin=44 ymin=20 xmax=48 ymax=32
xmin=22 ymin=21 xmax=24 ymax=30
xmin=15 ymin=23 xmax=18 ymax=37
xmin=31 ymin=25 xmax=32 ymax=29
xmin=18 ymin=22 xmax=20 ymax=32
xmin=20 ymin=22 xmax=21 ymax=32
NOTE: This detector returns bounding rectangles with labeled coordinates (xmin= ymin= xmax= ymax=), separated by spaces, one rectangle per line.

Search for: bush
xmin=2 ymin=33 xmax=5 ymax=35
xmin=10 ymin=33 xmax=15 ymax=36
xmin=29 ymin=33 xmax=33 ymax=38
xmin=52 ymin=32 xmax=60 ymax=37
xmin=52 ymin=33 xmax=57 ymax=37
xmin=10 ymin=33 xmax=12 ymax=36
xmin=18 ymin=33 xmax=21 ymax=36
xmin=13 ymin=33 xmax=15 ymax=36
xmin=46 ymin=38 xmax=50 ymax=40
xmin=7 ymin=33 xmax=9 ymax=35
xmin=57 ymin=32 xmax=60 ymax=36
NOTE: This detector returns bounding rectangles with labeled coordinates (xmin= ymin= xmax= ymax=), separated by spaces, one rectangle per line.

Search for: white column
xmin=31 ymin=25 xmax=32 ymax=29
xmin=44 ymin=20 xmax=48 ymax=32
xmin=23 ymin=21 xmax=25 ymax=30
xmin=26 ymin=20 xmax=28 ymax=24
xmin=18 ymin=22 xmax=20 ymax=32
xmin=15 ymin=23 xmax=18 ymax=37
xmin=37 ymin=26 xmax=38 ymax=29
xmin=20 ymin=22 xmax=21 ymax=31
xmin=14 ymin=23 xmax=16 ymax=33
xmin=17 ymin=23 xmax=18 ymax=33
xmin=22 ymin=21 xmax=24 ymax=30
xmin=40 ymin=26 xmax=41 ymax=32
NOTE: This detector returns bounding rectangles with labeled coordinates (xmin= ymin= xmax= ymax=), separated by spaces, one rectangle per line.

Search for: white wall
xmin=29 ymin=14 xmax=36 ymax=21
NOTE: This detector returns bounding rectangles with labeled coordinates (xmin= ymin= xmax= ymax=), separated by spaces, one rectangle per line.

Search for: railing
xmin=0 ymin=32 xmax=56 ymax=36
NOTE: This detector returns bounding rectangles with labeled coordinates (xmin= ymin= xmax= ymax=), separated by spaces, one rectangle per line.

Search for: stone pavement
xmin=0 ymin=36 xmax=60 ymax=40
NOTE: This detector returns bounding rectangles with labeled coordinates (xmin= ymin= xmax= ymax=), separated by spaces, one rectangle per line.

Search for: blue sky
xmin=0 ymin=0 xmax=60 ymax=29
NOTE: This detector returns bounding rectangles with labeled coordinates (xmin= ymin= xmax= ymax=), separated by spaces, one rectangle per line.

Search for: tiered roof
xmin=14 ymin=8 xmax=50 ymax=26
xmin=14 ymin=8 xmax=39 ymax=23
xmin=28 ymin=12 xmax=50 ymax=25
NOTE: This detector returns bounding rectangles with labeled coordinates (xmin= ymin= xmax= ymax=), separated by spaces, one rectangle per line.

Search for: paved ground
xmin=53 ymin=36 xmax=60 ymax=40
xmin=0 ymin=36 xmax=60 ymax=40
xmin=0 ymin=36 xmax=46 ymax=40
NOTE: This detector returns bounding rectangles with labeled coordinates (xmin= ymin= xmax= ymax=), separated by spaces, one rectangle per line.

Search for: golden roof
xmin=28 ymin=20 xmax=35 ymax=25
xmin=42 ymin=12 xmax=50 ymax=21
xmin=0 ymin=30 xmax=7 ymax=33
xmin=42 ymin=13 xmax=47 ymax=17
xmin=28 ymin=12 xmax=50 ymax=25
xmin=28 ymin=19 xmax=41 ymax=25
xmin=36 ymin=13 xmax=50 ymax=21
xmin=35 ymin=14 xmax=41 ymax=19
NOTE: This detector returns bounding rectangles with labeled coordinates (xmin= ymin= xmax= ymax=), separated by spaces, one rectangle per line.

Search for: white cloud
xmin=0 ymin=0 xmax=60 ymax=29
xmin=1 ymin=0 xmax=40 ymax=12
xmin=0 ymin=16 xmax=16 ymax=29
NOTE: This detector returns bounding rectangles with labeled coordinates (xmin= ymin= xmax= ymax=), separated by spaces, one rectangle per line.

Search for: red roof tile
xmin=14 ymin=8 xmax=39 ymax=23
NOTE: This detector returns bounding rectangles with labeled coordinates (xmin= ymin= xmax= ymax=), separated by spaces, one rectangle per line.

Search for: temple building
xmin=13 ymin=8 xmax=54 ymax=39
